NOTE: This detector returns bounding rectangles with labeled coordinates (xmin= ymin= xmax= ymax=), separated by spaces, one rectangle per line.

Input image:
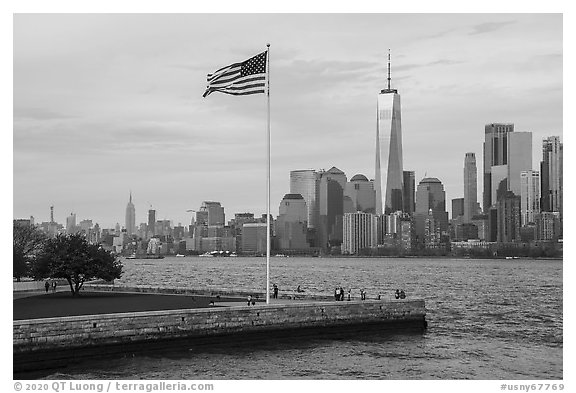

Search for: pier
xmin=13 ymin=286 xmax=426 ymax=373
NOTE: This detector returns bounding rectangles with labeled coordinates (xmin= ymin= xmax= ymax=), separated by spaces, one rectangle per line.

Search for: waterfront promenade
xmin=13 ymin=285 xmax=426 ymax=375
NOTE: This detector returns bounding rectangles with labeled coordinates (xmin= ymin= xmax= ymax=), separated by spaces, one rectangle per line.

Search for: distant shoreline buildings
xmin=15 ymin=55 xmax=562 ymax=258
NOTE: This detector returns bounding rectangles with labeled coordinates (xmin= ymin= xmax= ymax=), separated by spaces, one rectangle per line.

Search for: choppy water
xmin=42 ymin=257 xmax=562 ymax=380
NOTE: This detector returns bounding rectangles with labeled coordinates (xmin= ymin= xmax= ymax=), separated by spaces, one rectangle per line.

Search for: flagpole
xmin=266 ymin=43 xmax=271 ymax=305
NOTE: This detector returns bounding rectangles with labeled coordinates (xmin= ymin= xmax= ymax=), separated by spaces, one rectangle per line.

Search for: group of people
xmin=44 ymin=280 xmax=57 ymax=293
xmin=395 ymin=289 xmax=407 ymax=299
xmin=334 ymin=287 xmax=368 ymax=301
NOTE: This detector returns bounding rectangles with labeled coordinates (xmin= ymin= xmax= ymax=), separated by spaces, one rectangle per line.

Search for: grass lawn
xmin=13 ymin=291 xmax=244 ymax=320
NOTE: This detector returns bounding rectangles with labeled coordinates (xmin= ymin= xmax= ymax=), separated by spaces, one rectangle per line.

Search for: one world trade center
xmin=375 ymin=51 xmax=404 ymax=215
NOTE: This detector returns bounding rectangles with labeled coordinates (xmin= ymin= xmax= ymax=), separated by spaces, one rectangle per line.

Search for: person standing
xmin=44 ymin=281 xmax=50 ymax=293
xmin=247 ymin=295 xmax=252 ymax=306
xmin=347 ymin=289 xmax=351 ymax=301
xmin=52 ymin=281 xmax=57 ymax=293
xmin=273 ymin=284 xmax=279 ymax=299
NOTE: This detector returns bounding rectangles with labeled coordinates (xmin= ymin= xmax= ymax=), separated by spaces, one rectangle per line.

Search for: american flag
xmin=203 ymin=51 xmax=267 ymax=98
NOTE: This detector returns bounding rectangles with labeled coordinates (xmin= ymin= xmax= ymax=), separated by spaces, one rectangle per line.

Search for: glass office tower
xmin=375 ymin=52 xmax=404 ymax=215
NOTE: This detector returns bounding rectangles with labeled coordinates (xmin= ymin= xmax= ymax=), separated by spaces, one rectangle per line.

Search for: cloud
xmin=469 ymin=21 xmax=516 ymax=35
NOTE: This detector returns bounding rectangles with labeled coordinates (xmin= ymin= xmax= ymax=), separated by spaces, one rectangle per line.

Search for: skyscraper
xmin=483 ymin=123 xmax=514 ymax=212
xmin=318 ymin=167 xmax=347 ymax=251
xmin=507 ymin=132 xmax=532 ymax=196
xmin=147 ymin=209 xmax=156 ymax=238
xmin=520 ymin=170 xmax=540 ymax=226
xmin=199 ymin=201 xmax=225 ymax=226
xmin=452 ymin=198 xmax=464 ymax=220
xmin=125 ymin=192 xmax=136 ymax=235
xmin=290 ymin=170 xmax=320 ymax=229
xmin=483 ymin=124 xmax=532 ymax=211
xmin=344 ymin=174 xmax=376 ymax=214
xmin=276 ymin=194 xmax=309 ymax=251
xmin=375 ymin=51 xmax=404 ymax=215
xmin=496 ymin=191 xmax=521 ymax=243
xmin=463 ymin=153 xmax=477 ymax=223
xmin=540 ymin=136 xmax=563 ymax=218
xmin=414 ymin=177 xmax=449 ymax=245
xmin=66 ymin=213 xmax=76 ymax=234
xmin=342 ymin=212 xmax=378 ymax=255
xmin=402 ymin=170 xmax=415 ymax=215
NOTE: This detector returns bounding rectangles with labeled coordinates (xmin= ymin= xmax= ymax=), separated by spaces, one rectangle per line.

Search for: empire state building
xmin=375 ymin=51 xmax=404 ymax=215
xmin=125 ymin=191 xmax=136 ymax=235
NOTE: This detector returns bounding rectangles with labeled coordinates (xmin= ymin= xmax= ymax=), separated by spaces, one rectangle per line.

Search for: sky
xmin=12 ymin=13 xmax=563 ymax=228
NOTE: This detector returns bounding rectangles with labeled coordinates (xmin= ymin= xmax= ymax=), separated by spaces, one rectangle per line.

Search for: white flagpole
xmin=266 ymin=43 xmax=271 ymax=305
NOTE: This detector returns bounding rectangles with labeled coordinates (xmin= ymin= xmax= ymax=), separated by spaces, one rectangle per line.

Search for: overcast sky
xmin=13 ymin=13 xmax=562 ymax=228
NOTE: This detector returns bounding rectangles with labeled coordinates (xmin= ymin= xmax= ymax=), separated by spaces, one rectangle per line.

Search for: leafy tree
xmin=32 ymin=233 xmax=123 ymax=296
xmin=13 ymin=221 xmax=46 ymax=281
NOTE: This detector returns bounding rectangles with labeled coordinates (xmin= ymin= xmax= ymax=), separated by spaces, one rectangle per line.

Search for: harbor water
xmin=40 ymin=257 xmax=562 ymax=380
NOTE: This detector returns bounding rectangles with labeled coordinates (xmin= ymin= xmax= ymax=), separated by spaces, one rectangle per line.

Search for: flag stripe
xmin=207 ymin=66 xmax=241 ymax=83
xmin=210 ymin=75 xmax=265 ymax=89
xmin=207 ymin=62 xmax=242 ymax=78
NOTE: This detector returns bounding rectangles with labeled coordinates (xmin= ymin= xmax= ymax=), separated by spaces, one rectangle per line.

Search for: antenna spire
xmin=387 ymin=49 xmax=391 ymax=90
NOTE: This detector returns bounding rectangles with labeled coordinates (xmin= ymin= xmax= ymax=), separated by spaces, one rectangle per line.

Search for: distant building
xmin=147 ymin=209 xmax=156 ymax=239
xmin=483 ymin=123 xmax=532 ymax=211
xmin=342 ymin=212 xmax=377 ymax=255
xmin=403 ymin=170 xmax=415 ymax=215
xmin=386 ymin=211 xmax=403 ymax=237
xmin=452 ymin=198 xmax=464 ymax=220
xmin=125 ymin=192 xmax=136 ymax=235
xmin=242 ymin=223 xmax=269 ymax=254
xmin=199 ymin=201 xmax=225 ymax=226
xmin=344 ymin=174 xmax=376 ymax=214
xmin=496 ymin=191 xmax=521 ymax=243
xmin=414 ymin=177 xmax=449 ymax=245
xmin=318 ymin=167 xmax=347 ymax=252
xmin=229 ymin=213 xmax=257 ymax=254
xmin=66 ymin=213 xmax=77 ymax=234
xmin=424 ymin=210 xmax=441 ymax=248
xmin=399 ymin=217 xmax=414 ymax=251
xmin=290 ymin=170 xmax=320 ymax=229
xmin=520 ymin=170 xmax=540 ymax=226
xmin=13 ymin=218 xmax=33 ymax=227
xmin=507 ymin=132 xmax=532 ymax=197
xmin=463 ymin=152 xmax=477 ymax=223
xmin=540 ymin=136 xmax=563 ymax=220
xmin=471 ymin=214 xmax=489 ymax=241
xmin=454 ymin=222 xmax=479 ymax=242
xmin=483 ymin=123 xmax=514 ymax=212
xmin=535 ymin=211 xmax=561 ymax=241
xmin=276 ymin=194 xmax=309 ymax=251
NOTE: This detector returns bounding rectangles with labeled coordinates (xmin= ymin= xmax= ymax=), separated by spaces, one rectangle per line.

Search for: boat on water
xmin=198 ymin=251 xmax=236 ymax=257
xmin=125 ymin=253 xmax=164 ymax=260
xmin=175 ymin=254 xmax=186 ymax=257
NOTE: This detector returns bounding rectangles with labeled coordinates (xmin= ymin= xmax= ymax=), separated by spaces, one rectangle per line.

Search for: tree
xmin=13 ymin=221 xmax=46 ymax=282
xmin=32 ymin=233 xmax=123 ymax=296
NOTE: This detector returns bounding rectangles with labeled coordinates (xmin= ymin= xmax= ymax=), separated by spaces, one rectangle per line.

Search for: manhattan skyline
xmin=13 ymin=13 xmax=562 ymax=228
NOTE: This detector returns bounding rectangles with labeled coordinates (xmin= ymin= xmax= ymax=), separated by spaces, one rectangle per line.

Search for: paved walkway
xmin=13 ymin=288 xmax=69 ymax=299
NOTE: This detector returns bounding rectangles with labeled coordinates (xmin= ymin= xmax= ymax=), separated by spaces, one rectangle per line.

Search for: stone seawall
xmin=14 ymin=299 xmax=425 ymax=372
